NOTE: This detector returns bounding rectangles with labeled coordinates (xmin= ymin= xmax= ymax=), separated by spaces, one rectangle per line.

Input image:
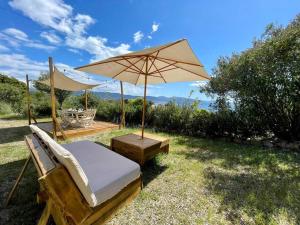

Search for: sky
xmin=0 ymin=0 xmax=299 ymax=100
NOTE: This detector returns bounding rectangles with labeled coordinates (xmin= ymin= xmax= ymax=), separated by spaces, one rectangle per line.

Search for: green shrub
xmin=0 ymin=83 xmax=25 ymax=113
xmin=29 ymin=92 xmax=53 ymax=117
xmin=0 ymin=101 xmax=13 ymax=115
xmin=202 ymin=15 xmax=300 ymax=141
xmin=96 ymin=100 xmax=120 ymax=122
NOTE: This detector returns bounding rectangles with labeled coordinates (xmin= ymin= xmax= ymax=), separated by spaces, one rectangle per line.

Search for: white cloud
xmin=133 ymin=31 xmax=144 ymax=43
xmin=147 ymin=35 xmax=152 ymax=39
xmin=0 ymin=44 xmax=9 ymax=52
xmin=40 ymin=31 xmax=62 ymax=44
xmin=9 ymin=0 xmax=73 ymax=34
xmin=0 ymin=28 xmax=55 ymax=51
xmin=0 ymin=53 xmax=158 ymax=96
xmin=68 ymin=48 xmax=80 ymax=54
xmin=9 ymin=0 xmax=131 ymax=60
xmin=3 ymin=28 xmax=28 ymax=41
xmin=151 ymin=22 xmax=159 ymax=33
xmin=190 ymin=81 xmax=208 ymax=88
xmin=0 ymin=53 xmax=47 ymax=80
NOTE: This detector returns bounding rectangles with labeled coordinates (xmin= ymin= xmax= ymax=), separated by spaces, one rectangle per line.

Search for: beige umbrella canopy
xmin=75 ymin=39 xmax=210 ymax=138
xmin=39 ymin=66 xmax=99 ymax=91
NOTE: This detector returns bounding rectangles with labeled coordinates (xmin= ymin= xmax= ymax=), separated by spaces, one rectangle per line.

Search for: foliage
xmin=34 ymin=72 xmax=72 ymax=107
xmin=201 ymin=15 xmax=300 ymax=141
xmin=62 ymin=92 xmax=100 ymax=110
xmin=96 ymin=99 xmax=120 ymax=122
xmin=0 ymin=74 xmax=26 ymax=113
xmin=0 ymin=101 xmax=13 ymax=115
xmin=28 ymin=91 xmax=53 ymax=117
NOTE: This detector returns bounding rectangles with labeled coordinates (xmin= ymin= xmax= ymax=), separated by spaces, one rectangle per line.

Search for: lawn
xmin=0 ymin=117 xmax=299 ymax=225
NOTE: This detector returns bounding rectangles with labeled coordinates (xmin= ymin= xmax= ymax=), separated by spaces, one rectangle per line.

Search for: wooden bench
xmin=6 ymin=133 xmax=142 ymax=225
xmin=110 ymin=133 xmax=169 ymax=166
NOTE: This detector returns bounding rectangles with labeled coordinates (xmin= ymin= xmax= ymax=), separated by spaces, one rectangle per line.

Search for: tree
xmin=0 ymin=74 xmax=26 ymax=113
xmin=201 ymin=15 xmax=300 ymax=141
xmin=34 ymin=72 xmax=72 ymax=107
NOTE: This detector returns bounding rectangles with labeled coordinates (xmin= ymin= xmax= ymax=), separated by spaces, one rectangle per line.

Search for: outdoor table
xmin=110 ymin=133 xmax=169 ymax=166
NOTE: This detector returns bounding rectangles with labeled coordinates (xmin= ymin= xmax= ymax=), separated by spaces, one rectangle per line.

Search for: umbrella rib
xmin=148 ymin=60 xmax=177 ymax=75
xmin=147 ymin=39 xmax=184 ymax=57
xmin=122 ymin=57 xmax=144 ymax=73
xmin=154 ymin=57 xmax=210 ymax=80
xmin=112 ymin=57 xmax=145 ymax=79
xmin=151 ymin=67 xmax=178 ymax=74
xmin=114 ymin=61 xmax=141 ymax=73
xmin=149 ymin=57 xmax=167 ymax=83
xmin=148 ymin=51 xmax=160 ymax=72
xmin=135 ymin=58 xmax=147 ymax=85
xmin=155 ymin=56 xmax=204 ymax=67
xmin=75 ymin=55 xmax=143 ymax=70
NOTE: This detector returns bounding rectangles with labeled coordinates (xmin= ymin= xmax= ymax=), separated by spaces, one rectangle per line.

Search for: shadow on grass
xmin=173 ymin=135 xmax=300 ymax=224
xmin=142 ymin=158 xmax=168 ymax=187
xmin=0 ymin=159 xmax=42 ymax=225
xmin=0 ymin=126 xmax=31 ymax=144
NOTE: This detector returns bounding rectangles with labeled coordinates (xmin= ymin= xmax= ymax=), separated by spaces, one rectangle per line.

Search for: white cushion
xmin=62 ymin=140 xmax=141 ymax=207
xmin=29 ymin=125 xmax=140 ymax=207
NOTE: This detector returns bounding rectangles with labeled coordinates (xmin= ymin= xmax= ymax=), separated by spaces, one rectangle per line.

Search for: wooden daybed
xmin=15 ymin=125 xmax=142 ymax=225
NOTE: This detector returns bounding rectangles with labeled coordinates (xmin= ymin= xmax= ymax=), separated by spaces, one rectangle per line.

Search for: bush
xmin=201 ymin=15 xmax=300 ymax=141
xmin=29 ymin=92 xmax=53 ymax=117
xmin=0 ymin=83 xmax=25 ymax=113
xmin=96 ymin=100 xmax=120 ymax=122
xmin=0 ymin=101 xmax=13 ymax=115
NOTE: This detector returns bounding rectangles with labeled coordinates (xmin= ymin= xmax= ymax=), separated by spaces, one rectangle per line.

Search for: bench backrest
xmin=25 ymin=134 xmax=57 ymax=177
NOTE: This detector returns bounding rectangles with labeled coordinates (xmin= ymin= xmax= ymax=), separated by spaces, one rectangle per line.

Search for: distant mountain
xmin=75 ymin=91 xmax=213 ymax=111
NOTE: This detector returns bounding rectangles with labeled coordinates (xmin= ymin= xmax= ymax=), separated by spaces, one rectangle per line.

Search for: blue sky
xmin=0 ymin=0 xmax=299 ymax=100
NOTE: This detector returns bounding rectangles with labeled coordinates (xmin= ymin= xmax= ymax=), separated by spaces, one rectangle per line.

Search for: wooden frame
xmin=6 ymin=134 xmax=141 ymax=225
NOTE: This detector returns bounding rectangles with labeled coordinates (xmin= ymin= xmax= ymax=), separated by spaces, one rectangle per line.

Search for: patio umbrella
xmin=75 ymin=39 xmax=210 ymax=138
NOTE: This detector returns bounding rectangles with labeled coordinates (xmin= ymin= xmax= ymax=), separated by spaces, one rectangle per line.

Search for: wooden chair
xmin=7 ymin=127 xmax=142 ymax=225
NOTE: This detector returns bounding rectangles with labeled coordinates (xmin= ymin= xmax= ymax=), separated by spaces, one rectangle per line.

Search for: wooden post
xmin=120 ymin=81 xmax=125 ymax=129
xmin=5 ymin=155 xmax=31 ymax=206
xmin=141 ymin=58 xmax=148 ymax=139
xmin=26 ymin=74 xmax=31 ymax=125
xmin=49 ymin=57 xmax=57 ymax=139
xmin=85 ymin=89 xmax=88 ymax=110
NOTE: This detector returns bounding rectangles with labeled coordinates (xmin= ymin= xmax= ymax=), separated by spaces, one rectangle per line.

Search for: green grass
xmin=0 ymin=118 xmax=299 ymax=225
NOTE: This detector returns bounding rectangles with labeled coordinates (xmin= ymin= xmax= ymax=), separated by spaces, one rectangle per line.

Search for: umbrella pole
xmin=120 ymin=81 xmax=125 ymax=129
xmin=141 ymin=59 xmax=148 ymax=139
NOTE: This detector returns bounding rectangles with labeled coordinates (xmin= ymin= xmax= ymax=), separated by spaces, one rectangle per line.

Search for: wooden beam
xmin=48 ymin=57 xmax=57 ymax=139
xmin=5 ymin=155 xmax=31 ymax=207
xmin=26 ymin=74 xmax=31 ymax=125
xmin=54 ymin=117 xmax=67 ymax=140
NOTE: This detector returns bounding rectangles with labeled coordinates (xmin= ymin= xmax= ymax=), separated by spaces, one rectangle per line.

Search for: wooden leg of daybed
xmin=38 ymin=200 xmax=52 ymax=225
xmin=5 ymin=155 xmax=31 ymax=207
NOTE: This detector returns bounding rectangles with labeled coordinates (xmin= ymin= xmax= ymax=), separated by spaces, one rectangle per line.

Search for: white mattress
xmin=62 ymin=140 xmax=141 ymax=207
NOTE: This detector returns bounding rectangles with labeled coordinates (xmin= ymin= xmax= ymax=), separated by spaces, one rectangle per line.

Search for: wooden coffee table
xmin=110 ymin=133 xmax=169 ymax=166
